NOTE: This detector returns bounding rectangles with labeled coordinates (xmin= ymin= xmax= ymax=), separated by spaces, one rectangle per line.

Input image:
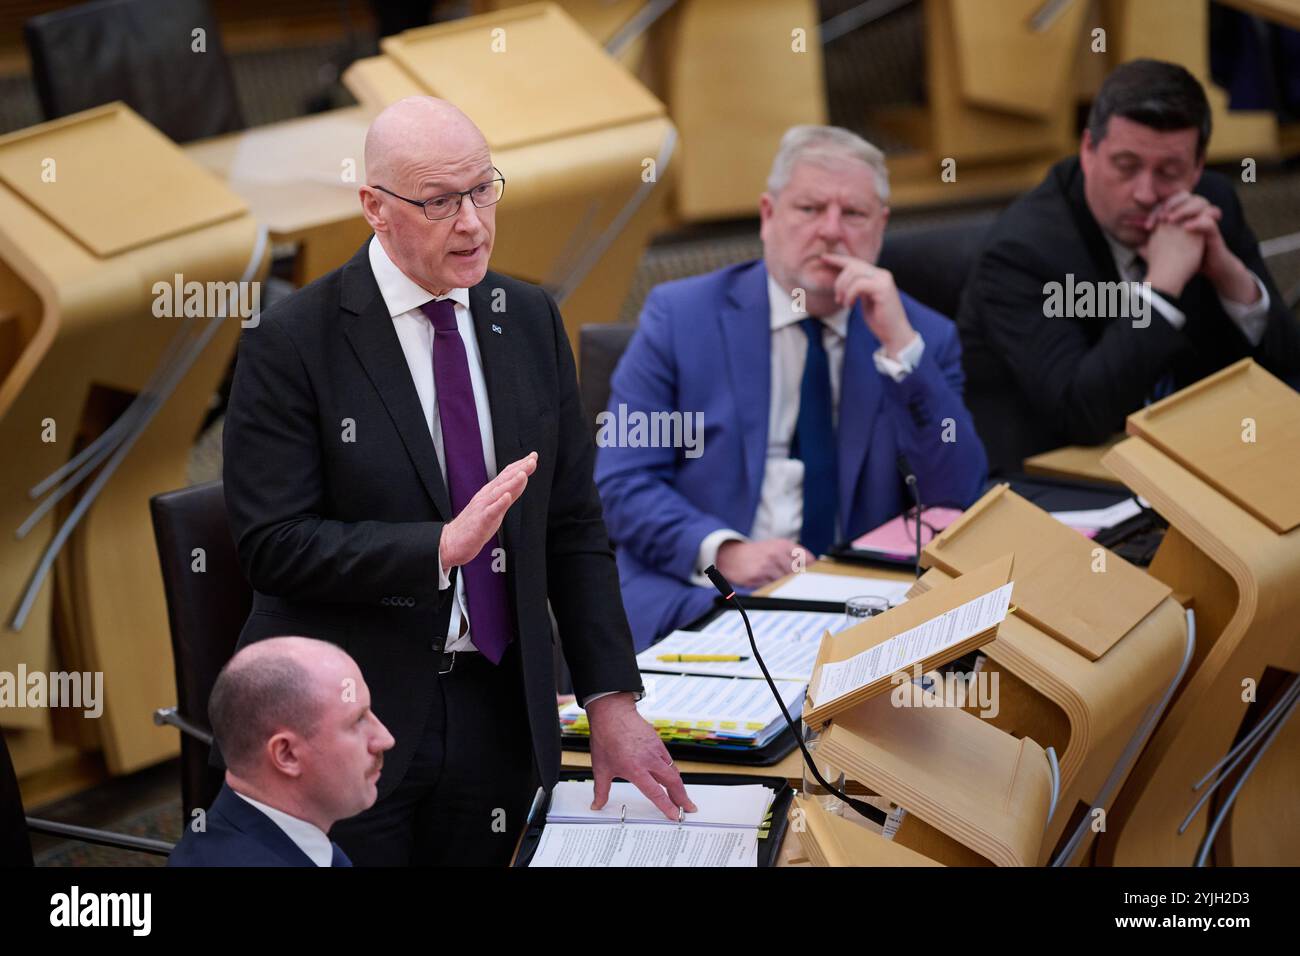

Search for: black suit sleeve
xmin=223 ymin=317 xmax=444 ymax=605
xmin=966 ymin=235 xmax=1188 ymax=444
xmin=539 ymin=293 xmax=642 ymax=702
xmin=1211 ymin=183 xmax=1300 ymax=377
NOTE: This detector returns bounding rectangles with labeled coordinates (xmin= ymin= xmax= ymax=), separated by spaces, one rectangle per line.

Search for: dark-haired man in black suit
xmin=959 ymin=58 xmax=1300 ymax=472
xmin=221 ymin=96 xmax=693 ymax=866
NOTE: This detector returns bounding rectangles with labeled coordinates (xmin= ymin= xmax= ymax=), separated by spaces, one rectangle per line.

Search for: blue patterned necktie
xmin=792 ymin=318 xmax=838 ymax=555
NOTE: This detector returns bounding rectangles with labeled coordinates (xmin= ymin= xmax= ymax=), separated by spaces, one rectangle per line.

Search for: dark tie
xmin=420 ymin=299 xmax=514 ymax=664
xmin=330 ymin=842 xmax=352 ymax=867
xmin=792 ymin=318 xmax=838 ymax=556
xmin=1133 ymin=255 xmax=1177 ymax=401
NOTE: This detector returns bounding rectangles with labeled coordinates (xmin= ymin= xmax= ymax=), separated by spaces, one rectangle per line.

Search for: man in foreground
xmin=169 ymin=637 xmax=393 ymax=867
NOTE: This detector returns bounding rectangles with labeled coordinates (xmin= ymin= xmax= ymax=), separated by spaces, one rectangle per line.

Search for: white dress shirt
xmin=693 ymin=274 xmax=926 ymax=578
xmin=370 ymin=236 xmax=495 ymax=654
xmin=1103 ymin=232 xmax=1269 ymax=345
xmin=370 ymin=238 xmax=619 ymax=707
xmin=232 ymin=789 xmax=334 ymax=867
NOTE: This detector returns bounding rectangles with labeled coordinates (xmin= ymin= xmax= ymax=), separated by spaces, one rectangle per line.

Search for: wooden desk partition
xmin=383 ymin=5 xmax=662 ymax=149
xmin=914 ymin=566 xmax=1188 ymax=865
xmin=657 ymin=0 xmax=827 ymax=221
xmin=777 ymin=555 xmax=1055 ymax=866
xmin=872 ymin=0 xmax=1081 ymax=208
xmin=1126 ymin=360 xmax=1300 ymax=534
xmin=0 ymin=104 xmax=265 ymax=783
xmin=1022 ymin=435 xmax=1125 ymax=486
xmin=1098 ymin=360 xmax=1300 ymax=866
xmin=1105 ymin=0 xmax=1279 ymax=162
xmin=912 ymin=487 xmax=1187 ymax=864
xmin=791 ymin=793 xmax=942 ymax=867
xmin=925 ymin=485 xmax=1171 ymax=661
xmin=814 ymin=690 xmax=1054 ymax=866
xmin=949 ymin=0 xmax=1091 ymax=120
xmin=477 ymin=0 xmax=650 ymax=52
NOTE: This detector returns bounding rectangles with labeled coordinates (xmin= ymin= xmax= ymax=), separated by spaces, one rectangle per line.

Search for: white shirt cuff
xmin=1144 ymin=286 xmax=1187 ymax=330
xmin=1218 ymin=271 xmax=1270 ymax=347
xmin=692 ymin=529 xmax=747 ymax=586
xmin=581 ymin=689 xmax=645 ymax=708
xmin=872 ymin=333 xmax=925 ymax=382
xmin=437 ymin=556 xmax=452 ymax=590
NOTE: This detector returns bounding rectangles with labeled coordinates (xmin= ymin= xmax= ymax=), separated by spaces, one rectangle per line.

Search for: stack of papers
xmin=530 ymin=781 xmax=776 ymax=867
xmin=547 ymin=780 xmax=772 ymax=827
xmin=1050 ymin=497 xmax=1144 ymax=536
xmin=701 ymin=608 xmax=851 ymax=640
xmin=638 ymin=609 xmax=857 ymax=682
xmin=637 ymin=630 xmax=825 ymax=682
xmin=768 ymin=572 xmax=913 ymax=606
xmin=812 ymin=581 xmax=1014 ymax=709
xmin=559 ymin=673 xmax=804 ymax=749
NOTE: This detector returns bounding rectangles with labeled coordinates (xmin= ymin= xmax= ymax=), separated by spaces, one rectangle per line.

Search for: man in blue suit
xmin=596 ymin=126 xmax=988 ymax=649
xmin=169 ymin=637 xmax=394 ymax=866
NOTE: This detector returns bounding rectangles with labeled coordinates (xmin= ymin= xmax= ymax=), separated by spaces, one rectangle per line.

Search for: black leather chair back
xmin=150 ymin=480 xmax=250 ymax=818
xmin=878 ymin=215 xmax=997 ymax=320
xmin=579 ymin=324 xmax=638 ymax=440
xmin=25 ymin=0 xmax=244 ymax=143
xmin=0 ymin=734 xmax=34 ymax=867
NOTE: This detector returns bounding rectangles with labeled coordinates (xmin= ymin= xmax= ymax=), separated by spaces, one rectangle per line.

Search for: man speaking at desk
xmin=222 ymin=96 xmax=693 ymax=866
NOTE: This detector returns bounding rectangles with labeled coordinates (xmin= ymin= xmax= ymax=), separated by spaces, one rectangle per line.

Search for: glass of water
xmin=801 ymin=723 xmax=847 ymax=816
xmin=843 ymin=594 xmax=890 ymax=629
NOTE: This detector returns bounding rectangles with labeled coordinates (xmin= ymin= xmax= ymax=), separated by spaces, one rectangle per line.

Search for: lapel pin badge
xmin=491 ymin=324 xmax=503 ymax=335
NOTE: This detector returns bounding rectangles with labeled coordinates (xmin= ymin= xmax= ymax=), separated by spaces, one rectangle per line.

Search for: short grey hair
xmin=766 ymin=125 xmax=890 ymax=204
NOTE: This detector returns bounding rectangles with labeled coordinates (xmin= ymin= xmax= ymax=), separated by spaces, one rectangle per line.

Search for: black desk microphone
xmin=897 ymin=454 xmax=923 ymax=578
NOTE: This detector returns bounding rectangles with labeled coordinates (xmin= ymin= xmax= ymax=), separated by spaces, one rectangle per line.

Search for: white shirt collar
xmin=368 ymin=235 xmax=471 ymax=317
xmin=766 ymin=272 xmax=850 ymax=339
xmin=232 ymin=789 xmax=334 ymax=867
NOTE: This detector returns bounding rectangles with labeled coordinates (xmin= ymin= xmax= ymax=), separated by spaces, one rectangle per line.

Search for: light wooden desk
xmin=1022 ymin=436 xmax=1126 ymax=486
xmin=1 ymin=104 xmax=262 ymax=782
xmin=1097 ymin=361 xmax=1300 ymax=866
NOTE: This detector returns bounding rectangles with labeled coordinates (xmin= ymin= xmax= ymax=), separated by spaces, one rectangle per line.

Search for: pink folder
xmin=849 ymin=507 xmax=966 ymax=559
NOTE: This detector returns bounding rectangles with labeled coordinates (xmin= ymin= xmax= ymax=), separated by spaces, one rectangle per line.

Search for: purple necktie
xmin=420 ymin=299 xmax=514 ymax=664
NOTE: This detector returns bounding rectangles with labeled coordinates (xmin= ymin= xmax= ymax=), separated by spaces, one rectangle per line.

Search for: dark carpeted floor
xmin=28 ymin=760 xmax=183 ymax=867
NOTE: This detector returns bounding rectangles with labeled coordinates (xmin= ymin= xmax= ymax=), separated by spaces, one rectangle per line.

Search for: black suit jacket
xmin=958 ymin=157 xmax=1300 ymax=472
xmin=221 ymin=242 xmax=642 ymax=798
xmin=167 ymin=784 xmax=351 ymax=867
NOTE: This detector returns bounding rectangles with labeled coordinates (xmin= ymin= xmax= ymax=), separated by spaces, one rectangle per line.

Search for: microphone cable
xmin=703 ymin=564 xmax=886 ymax=826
